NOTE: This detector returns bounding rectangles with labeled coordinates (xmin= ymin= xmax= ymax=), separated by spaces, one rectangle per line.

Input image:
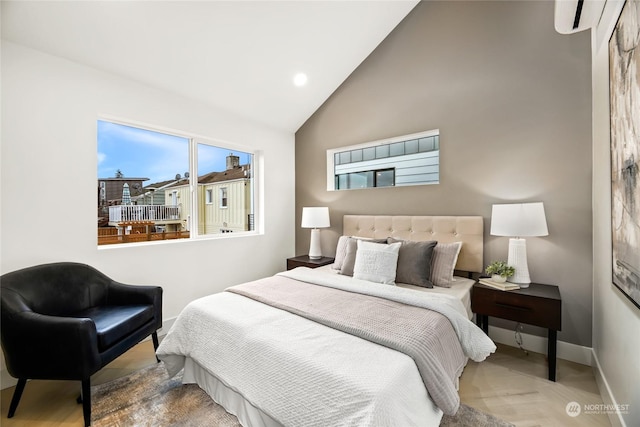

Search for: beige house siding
xmin=165 ymin=179 xmax=250 ymax=234
xmin=199 ymin=179 xmax=251 ymax=234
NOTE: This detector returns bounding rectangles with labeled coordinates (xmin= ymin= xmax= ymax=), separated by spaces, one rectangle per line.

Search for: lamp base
xmin=309 ymin=228 xmax=322 ymax=259
xmin=507 ymin=238 xmax=531 ymax=286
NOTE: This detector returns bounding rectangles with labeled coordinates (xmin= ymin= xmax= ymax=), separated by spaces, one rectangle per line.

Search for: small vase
xmin=491 ymin=274 xmax=507 ymax=283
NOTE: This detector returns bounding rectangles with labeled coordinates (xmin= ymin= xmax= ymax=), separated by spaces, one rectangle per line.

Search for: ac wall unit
xmin=554 ymin=0 xmax=606 ymax=34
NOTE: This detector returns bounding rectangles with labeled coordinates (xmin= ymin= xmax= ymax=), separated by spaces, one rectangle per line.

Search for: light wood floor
xmin=0 ymin=341 xmax=611 ymax=427
xmin=460 ymin=344 xmax=611 ymax=427
xmin=0 ymin=340 xmax=158 ymax=426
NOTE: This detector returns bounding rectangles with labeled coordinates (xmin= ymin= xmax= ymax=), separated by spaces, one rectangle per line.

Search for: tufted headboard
xmin=343 ymin=215 xmax=484 ymax=274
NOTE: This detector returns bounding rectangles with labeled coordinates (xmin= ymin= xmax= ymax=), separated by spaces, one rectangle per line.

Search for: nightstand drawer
xmin=472 ymin=285 xmax=561 ymax=330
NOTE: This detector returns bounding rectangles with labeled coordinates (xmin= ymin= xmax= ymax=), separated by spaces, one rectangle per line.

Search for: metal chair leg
xmin=7 ymin=378 xmax=27 ymax=418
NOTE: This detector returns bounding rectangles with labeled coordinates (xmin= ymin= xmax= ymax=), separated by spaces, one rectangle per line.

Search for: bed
xmin=157 ymin=215 xmax=496 ymax=427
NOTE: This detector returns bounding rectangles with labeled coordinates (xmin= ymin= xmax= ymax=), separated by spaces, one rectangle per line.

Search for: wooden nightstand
xmin=472 ymin=282 xmax=562 ymax=381
xmin=287 ymin=255 xmax=335 ymax=271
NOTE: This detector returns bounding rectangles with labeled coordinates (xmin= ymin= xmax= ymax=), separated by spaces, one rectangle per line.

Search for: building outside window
xmin=327 ymin=129 xmax=440 ymax=191
xmin=97 ymin=120 xmax=256 ymax=245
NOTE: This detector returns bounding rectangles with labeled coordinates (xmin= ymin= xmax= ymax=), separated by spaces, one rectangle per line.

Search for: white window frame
xmin=97 ymin=116 xmax=261 ymax=248
xmin=326 ymin=129 xmax=440 ymax=191
xmin=206 ymin=189 xmax=213 ymax=204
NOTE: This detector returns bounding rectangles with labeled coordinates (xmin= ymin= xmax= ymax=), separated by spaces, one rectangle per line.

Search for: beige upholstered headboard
xmin=343 ymin=215 xmax=484 ymax=273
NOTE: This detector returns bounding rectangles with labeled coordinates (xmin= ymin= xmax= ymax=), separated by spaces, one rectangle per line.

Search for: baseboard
xmin=592 ymin=350 xmax=627 ymax=427
xmin=0 ymin=316 xmax=178 ymax=391
xmin=487 ymin=325 xmax=593 ymax=366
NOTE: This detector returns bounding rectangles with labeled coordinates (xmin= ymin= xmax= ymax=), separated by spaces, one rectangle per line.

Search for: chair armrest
xmin=2 ymin=311 xmax=101 ymax=379
xmin=107 ymin=281 xmax=162 ymax=307
xmin=107 ymin=282 xmax=163 ymax=329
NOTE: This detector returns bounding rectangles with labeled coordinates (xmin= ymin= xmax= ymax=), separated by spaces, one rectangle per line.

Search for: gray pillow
xmin=339 ymin=237 xmax=388 ymax=276
xmin=388 ymin=238 xmax=437 ymax=288
xmin=431 ymin=241 xmax=463 ymax=288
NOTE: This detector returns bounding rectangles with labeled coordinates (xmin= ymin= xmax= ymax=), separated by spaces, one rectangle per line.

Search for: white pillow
xmin=431 ymin=242 xmax=463 ymax=288
xmin=332 ymin=235 xmax=351 ymax=270
xmin=338 ymin=237 xmax=389 ymax=276
xmin=353 ymin=240 xmax=401 ymax=285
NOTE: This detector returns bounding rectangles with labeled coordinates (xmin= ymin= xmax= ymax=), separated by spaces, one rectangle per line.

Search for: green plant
xmin=485 ymin=261 xmax=515 ymax=278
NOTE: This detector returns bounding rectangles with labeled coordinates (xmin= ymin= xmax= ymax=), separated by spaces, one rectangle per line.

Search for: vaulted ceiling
xmin=1 ymin=1 xmax=419 ymax=132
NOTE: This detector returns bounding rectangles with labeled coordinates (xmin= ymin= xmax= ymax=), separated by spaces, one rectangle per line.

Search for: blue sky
xmin=97 ymin=121 xmax=251 ymax=184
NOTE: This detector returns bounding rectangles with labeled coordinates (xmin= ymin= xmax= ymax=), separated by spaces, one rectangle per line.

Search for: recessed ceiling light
xmin=293 ymin=73 xmax=308 ymax=87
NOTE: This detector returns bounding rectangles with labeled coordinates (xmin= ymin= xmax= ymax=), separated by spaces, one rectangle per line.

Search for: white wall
xmin=591 ymin=2 xmax=640 ymax=426
xmin=1 ymin=41 xmax=295 ymax=386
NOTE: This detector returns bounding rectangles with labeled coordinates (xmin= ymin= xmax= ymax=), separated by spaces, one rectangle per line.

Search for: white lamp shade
xmin=490 ymin=202 xmax=548 ymax=287
xmin=301 ymin=207 xmax=330 ymax=228
xmin=490 ymin=202 xmax=548 ymax=237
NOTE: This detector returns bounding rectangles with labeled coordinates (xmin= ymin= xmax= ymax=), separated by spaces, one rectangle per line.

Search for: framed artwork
xmin=609 ymin=0 xmax=640 ymax=309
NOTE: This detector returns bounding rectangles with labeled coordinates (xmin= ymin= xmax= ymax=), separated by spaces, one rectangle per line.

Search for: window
xmin=97 ymin=119 xmax=256 ymax=245
xmin=376 ymin=169 xmax=395 ymax=187
xmin=220 ymin=188 xmax=228 ymax=208
xmin=327 ymin=129 xmax=439 ymax=191
xmin=335 ymin=168 xmax=395 ymax=190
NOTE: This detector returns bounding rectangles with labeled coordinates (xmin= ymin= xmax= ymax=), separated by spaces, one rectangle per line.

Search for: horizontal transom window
xmin=327 ymin=129 xmax=440 ymax=191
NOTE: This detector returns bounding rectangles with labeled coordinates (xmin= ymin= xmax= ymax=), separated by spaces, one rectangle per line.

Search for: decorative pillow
xmin=332 ymin=235 xmax=351 ymax=270
xmin=353 ymin=240 xmax=401 ymax=285
xmin=339 ymin=237 xmax=388 ymax=276
xmin=431 ymin=241 xmax=463 ymax=288
xmin=388 ymin=238 xmax=438 ymax=288
xmin=339 ymin=238 xmax=360 ymax=276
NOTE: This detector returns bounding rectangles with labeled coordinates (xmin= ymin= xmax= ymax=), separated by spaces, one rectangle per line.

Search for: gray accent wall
xmin=295 ymin=1 xmax=592 ymax=346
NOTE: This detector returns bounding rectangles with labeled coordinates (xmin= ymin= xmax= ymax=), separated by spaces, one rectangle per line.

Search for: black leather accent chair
xmin=1 ymin=262 xmax=163 ymax=426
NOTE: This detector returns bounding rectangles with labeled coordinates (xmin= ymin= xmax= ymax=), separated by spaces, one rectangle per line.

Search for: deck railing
xmin=108 ymin=205 xmax=180 ymax=223
xmin=98 ymin=228 xmax=190 ymax=245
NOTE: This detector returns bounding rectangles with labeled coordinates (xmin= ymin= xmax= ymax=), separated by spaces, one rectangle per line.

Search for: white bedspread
xmin=157 ymin=268 xmax=496 ymax=427
xmin=278 ymin=268 xmax=495 ymax=362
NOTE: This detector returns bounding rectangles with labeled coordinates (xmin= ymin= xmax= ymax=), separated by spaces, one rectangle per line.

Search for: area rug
xmin=92 ymin=363 xmax=514 ymax=427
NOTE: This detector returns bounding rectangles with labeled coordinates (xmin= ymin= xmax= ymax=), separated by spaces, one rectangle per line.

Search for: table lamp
xmin=301 ymin=207 xmax=330 ymax=259
xmin=490 ymin=202 xmax=548 ymax=287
